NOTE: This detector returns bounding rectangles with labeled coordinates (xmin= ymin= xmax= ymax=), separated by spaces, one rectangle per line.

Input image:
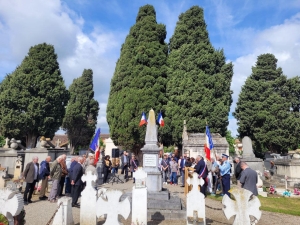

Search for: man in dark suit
xmin=194 ymin=155 xmax=208 ymax=197
xmin=70 ymin=156 xmax=84 ymax=207
xmin=234 ymin=157 xmax=242 ymax=185
xmin=121 ymin=151 xmax=129 ymax=180
xmin=23 ymin=156 xmax=39 ymax=205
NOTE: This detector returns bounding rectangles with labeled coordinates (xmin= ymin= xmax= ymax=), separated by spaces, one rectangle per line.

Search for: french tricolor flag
xmin=139 ymin=112 xmax=147 ymax=126
xmin=157 ymin=112 xmax=164 ymax=127
xmin=205 ymin=125 xmax=214 ymax=161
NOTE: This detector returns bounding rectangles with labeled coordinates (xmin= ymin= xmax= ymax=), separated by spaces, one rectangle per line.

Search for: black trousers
xmin=58 ymin=176 xmax=66 ymax=196
xmin=121 ymin=165 xmax=129 ymax=179
xmin=23 ymin=181 xmax=36 ymax=201
xmin=103 ymin=168 xmax=110 ymax=183
xmin=71 ymin=185 xmax=81 ymax=205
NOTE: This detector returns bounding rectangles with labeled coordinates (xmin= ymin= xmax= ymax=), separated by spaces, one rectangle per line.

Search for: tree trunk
xmin=26 ymin=133 xmax=37 ymax=149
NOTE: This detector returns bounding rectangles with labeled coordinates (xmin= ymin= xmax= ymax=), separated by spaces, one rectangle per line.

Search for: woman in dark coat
xmin=130 ymin=155 xmax=139 ymax=183
xmin=103 ymin=155 xmax=112 ymax=183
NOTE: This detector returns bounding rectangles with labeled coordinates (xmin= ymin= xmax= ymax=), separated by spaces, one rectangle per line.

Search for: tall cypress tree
xmin=106 ymin=5 xmax=168 ymax=154
xmin=62 ymin=69 xmax=99 ymax=154
xmin=164 ymin=6 xmax=233 ymax=145
xmin=0 ymin=43 xmax=69 ymax=147
xmin=234 ymin=54 xmax=300 ymax=153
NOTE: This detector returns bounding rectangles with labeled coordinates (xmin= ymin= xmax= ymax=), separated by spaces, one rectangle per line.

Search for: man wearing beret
xmin=218 ymin=154 xmax=231 ymax=196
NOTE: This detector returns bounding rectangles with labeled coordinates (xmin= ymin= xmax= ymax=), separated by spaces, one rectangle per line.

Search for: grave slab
xmin=52 ymin=196 xmax=74 ymax=225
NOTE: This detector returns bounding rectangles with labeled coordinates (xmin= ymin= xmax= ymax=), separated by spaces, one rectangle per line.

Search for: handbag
xmin=177 ymin=170 xmax=181 ymax=177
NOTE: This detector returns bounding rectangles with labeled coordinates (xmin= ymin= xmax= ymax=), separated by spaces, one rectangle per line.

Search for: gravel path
xmin=23 ymin=178 xmax=300 ymax=225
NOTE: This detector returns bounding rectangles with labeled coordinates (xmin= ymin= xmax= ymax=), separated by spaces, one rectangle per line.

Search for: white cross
xmin=187 ymin=172 xmax=204 ymax=192
xmin=222 ymin=187 xmax=262 ymax=225
xmin=96 ymin=190 xmax=130 ymax=225
xmin=0 ymin=188 xmax=24 ymax=225
xmin=56 ymin=139 xmax=61 ymax=147
xmin=82 ymin=171 xmax=97 ymax=189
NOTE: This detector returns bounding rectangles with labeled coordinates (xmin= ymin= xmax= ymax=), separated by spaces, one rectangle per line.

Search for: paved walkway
xmin=23 ymin=178 xmax=299 ymax=225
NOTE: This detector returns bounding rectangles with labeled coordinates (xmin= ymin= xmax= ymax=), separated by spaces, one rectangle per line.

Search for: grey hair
xmin=32 ymin=156 xmax=38 ymax=160
xmin=234 ymin=157 xmax=240 ymax=161
xmin=89 ymin=159 xmax=95 ymax=165
xmin=78 ymin=156 xmax=83 ymax=161
xmin=240 ymin=161 xmax=247 ymax=167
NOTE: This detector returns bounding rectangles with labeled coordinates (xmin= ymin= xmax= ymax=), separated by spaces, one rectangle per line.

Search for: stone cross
xmin=96 ymin=190 xmax=130 ymax=225
xmin=56 ymin=139 xmax=61 ymax=147
xmin=187 ymin=172 xmax=204 ymax=191
xmin=186 ymin=172 xmax=206 ymax=225
xmin=81 ymin=171 xmax=97 ymax=225
xmin=0 ymin=188 xmax=24 ymax=225
xmin=222 ymin=187 xmax=261 ymax=225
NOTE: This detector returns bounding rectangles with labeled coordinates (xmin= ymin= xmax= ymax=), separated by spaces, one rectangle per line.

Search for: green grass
xmin=207 ymin=193 xmax=300 ymax=216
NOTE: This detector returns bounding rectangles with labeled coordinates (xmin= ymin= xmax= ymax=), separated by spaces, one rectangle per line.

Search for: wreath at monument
xmin=0 ymin=214 xmax=8 ymax=225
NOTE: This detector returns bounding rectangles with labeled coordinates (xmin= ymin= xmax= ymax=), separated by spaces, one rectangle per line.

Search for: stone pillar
xmin=132 ymin=187 xmax=147 ymax=225
xmin=141 ymin=109 xmax=162 ymax=192
xmin=52 ymin=197 xmax=74 ymax=225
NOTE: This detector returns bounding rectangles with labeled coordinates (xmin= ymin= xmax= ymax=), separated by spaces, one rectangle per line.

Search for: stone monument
xmin=3 ymin=137 xmax=10 ymax=149
xmin=80 ymin=171 xmax=97 ymax=225
xmin=141 ymin=109 xmax=162 ymax=192
xmin=241 ymin=137 xmax=264 ymax=173
xmin=132 ymin=168 xmax=147 ymax=225
xmin=222 ymin=187 xmax=261 ymax=225
xmin=52 ymin=197 xmax=74 ymax=225
xmin=13 ymin=157 xmax=23 ymax=180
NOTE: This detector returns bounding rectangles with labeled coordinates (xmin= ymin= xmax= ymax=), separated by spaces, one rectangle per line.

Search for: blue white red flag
xmin=89 ymin=128 xmax=100 ymax=151
xmin=205 ymin=126 xmax=214 ymax=160
xmin=157 ymin=112 xmax=165 ymax=127
xmin=139 ymin=112 xmax=147 ymax=126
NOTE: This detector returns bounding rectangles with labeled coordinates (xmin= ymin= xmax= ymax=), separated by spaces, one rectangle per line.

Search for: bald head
xmin=240 ymin=161 xmax=248 ymax=170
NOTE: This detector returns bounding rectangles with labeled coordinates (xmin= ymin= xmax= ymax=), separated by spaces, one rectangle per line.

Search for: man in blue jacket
xmin=70 ymin=156 xmax=83 ymax=207
xmin=195 ymin=155 xmax=208 ymax=197
xmin=218 ymin=154 xmax=231 ymax=197
xmin=38 ymin=156 xmax=51 ymax=200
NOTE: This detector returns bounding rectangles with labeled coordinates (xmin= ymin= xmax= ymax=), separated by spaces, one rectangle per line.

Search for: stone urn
xmin=10 ymin=138 xmax=18 ymax=150
xmin=40 ymin=140 xmax=47 ymax=148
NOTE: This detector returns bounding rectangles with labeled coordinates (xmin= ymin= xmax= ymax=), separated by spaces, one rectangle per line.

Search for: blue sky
xmin=1 ymin=0 xmax=300 ymax=137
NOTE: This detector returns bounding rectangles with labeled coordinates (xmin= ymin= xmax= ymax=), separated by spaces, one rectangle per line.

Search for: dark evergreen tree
xmin=0 ymin=43 xmax=69 ymax=147
xmin=62 ymin=69 xmax=99 ymax=154
xmin=106 ymin=5 xmax=168 ymax=155
xmin=234 ymin=53 xmax=300 ymax=153
xmin=164 ymin=6 xmax=233 ymax=145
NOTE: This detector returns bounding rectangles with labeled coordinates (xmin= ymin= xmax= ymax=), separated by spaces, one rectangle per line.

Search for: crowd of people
xmin=22 ymin=153 xmax=98 ymax=207
xmin=22 ymin=150 xmax=259 ymax=206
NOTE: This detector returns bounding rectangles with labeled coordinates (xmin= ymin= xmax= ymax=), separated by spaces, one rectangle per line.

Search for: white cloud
xmin=0 ymin=0 xmax=124 ymax=134
xmin=229 ymin=13 xmax=300 ymax=136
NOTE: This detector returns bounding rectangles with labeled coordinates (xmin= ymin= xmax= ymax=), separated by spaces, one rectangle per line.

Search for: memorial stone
xmin=96 ymin=189 xmax=130 ymax=225
xmin=3 ymin=137 xmax=9 ymax=149
xmin=132 ymin=168 xmax=147 ymax=225
xmin=186 ymin=172 xmax=205 ymax=225
xmin=13 ymin=156 xmax=23 ymax=180
xmin=222 ymin=187 xmax=261 ymax=225
xmin=52 ymin=196 xmax=74 ymax=225
xmin=80 ymin=171 xmax=97 ymax=225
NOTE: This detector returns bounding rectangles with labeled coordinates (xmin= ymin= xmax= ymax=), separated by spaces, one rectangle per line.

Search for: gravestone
xmin=186 ymin=172 xmax=205 ymax=225
xmin=241 ymin=137 xmax=264 ymax=173
xmin=80 ymin=171 xmax=97 ymax=225
xmin=0 ymin=187 xmax=24 ymax=225
xmin=52 ymin=196 xmax=74 ymax=225
xmin=56 ymin=139 xmax=61 ymax=148
xmin=3 ymin=137 xmax=9 ymax=149
xmin=132 ymin=168 xmax=147 ymax=225
xmin=222 ymin=187 xmax=261 ymax=225
xmin=0 ymin=168 xmax=9 ymax=188
xmin=13 ymin=156 xmax=23 ymax=180
xmin=96 ymin=189 xmax=130 ymax=225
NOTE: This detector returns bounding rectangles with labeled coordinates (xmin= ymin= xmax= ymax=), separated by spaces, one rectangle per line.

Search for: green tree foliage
xmin=62 ymin=69 xmax=99 ymax=154
xmin=234 ymin=53 xmax=300 ymax=153
xmin=225 ymin=130 xmax=235 ymax=154
xmin=106 ymin=5 xmax=168 ymax=155
xmin=0 ymin=43 xmax=69 ymax=148
xmin=164 ymin=6 xmax=233 ymax=146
